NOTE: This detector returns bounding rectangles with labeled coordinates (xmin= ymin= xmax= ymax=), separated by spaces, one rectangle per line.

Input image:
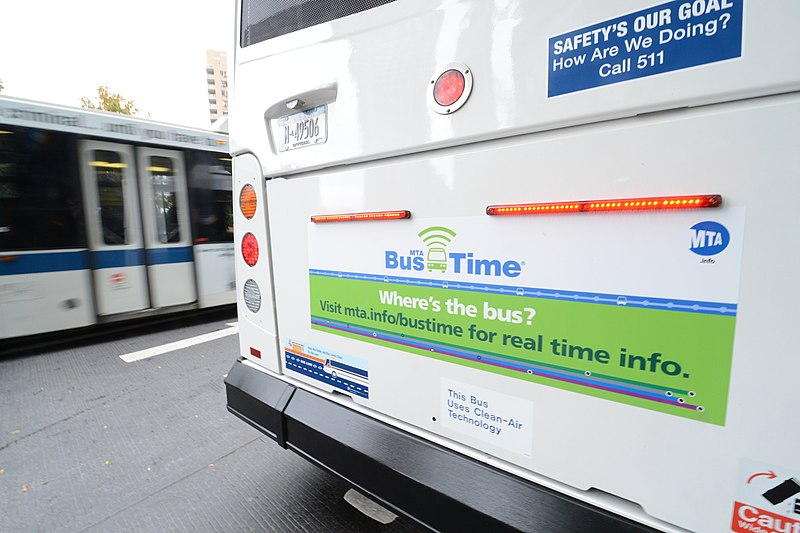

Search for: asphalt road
xmin=0 ymin=311 xmax=429 ymax=533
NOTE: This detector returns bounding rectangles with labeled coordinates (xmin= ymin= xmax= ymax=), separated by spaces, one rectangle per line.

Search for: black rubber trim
xmin=225 ymin=360 xmax=658 ymax=533
xmin=225 ymin=358 xmax=295 ymax=446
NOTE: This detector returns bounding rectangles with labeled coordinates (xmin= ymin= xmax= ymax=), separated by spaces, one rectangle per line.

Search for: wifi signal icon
xmin=418 ymin=226 xmax=456 ymax=273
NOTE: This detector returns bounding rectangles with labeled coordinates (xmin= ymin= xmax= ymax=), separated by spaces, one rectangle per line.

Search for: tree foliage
xmin=81 ymin=85 xmax=138 ymax=115
xmin=0 ymin=79 xmax=4 ymax=93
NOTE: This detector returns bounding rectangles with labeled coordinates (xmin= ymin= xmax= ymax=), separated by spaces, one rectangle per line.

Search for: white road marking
xmin=120 ymin=325 xmax=239 ymax=363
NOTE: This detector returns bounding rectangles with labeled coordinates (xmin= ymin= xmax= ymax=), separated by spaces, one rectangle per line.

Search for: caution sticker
xmin=732 ymin=459 xmax=800 ymax=533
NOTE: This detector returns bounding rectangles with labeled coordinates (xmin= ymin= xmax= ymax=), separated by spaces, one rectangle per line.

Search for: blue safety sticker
xmin=548 ymin=0 xmax=744 ymax=97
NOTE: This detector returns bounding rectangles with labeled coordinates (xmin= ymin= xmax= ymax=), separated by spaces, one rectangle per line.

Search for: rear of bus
xmin=225 ymin=1 xmax=800 ymax=531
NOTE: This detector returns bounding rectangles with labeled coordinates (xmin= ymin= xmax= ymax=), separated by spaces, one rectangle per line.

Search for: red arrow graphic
xmin=747 ymin=471 xmax=777 ymax=484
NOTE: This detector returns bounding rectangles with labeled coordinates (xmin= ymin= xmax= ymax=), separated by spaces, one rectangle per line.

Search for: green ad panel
xmin=310 ymin=274 xmax=735 ymax=425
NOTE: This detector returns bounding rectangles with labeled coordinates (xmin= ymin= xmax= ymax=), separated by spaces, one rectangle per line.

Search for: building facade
xmin=206 ymin=50 xmax=229 ymax=123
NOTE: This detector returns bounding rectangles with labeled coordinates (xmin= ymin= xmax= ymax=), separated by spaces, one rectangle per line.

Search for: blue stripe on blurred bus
xmin=91 ymin=249 xmax=146 ymax=269
xmin=0 ymin=250 xmax=90 ymax=275
xmin=1 ymin=247 xmax=195 ymax=274
xmin=146 ymin=247 xmax=193 ymax=265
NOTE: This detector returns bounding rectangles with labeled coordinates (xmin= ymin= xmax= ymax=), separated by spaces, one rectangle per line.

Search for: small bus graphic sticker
xmin=323 ymin=358 xmax=369 ymax=384
xmin=426 ymin=247 xmax=447 ymax=272
xmin=418 ymin=226 xmax=456 ymax=273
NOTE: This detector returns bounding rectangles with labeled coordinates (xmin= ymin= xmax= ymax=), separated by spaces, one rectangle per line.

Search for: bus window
xmin=0 ymin=127 xmax=84 ymax=251
xmin=240 ymin=0 xmax=396 ymax=46
xmin=186 ymin=151 xmax=232 ymax=244
xmin=91 ymin=150 xmax=128 ymax=245
xmin=147 ymin=155 xmax=181 ymax=244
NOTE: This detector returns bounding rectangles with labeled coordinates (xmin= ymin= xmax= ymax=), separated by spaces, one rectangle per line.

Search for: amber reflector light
xmin=240 ymin=184 xmax=257 ymax=219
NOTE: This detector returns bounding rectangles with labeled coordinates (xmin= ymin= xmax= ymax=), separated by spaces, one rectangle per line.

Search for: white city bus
xmin=0 ymin=96 xmax=234 ymax=341
xmin=225 ymin=1 xmax=800 ymax=532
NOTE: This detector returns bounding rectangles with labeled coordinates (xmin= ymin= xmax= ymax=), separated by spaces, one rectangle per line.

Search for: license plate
xmin=278 ymin=105 xmax=327 ymax=152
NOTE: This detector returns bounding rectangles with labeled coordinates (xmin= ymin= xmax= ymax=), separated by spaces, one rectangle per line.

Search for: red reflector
xmin=487 ymin=195 xmax=722 ymax=216
xmin=433 ymin=69 xmax=465 ymax=106
xmin=250 ymin=347 xmax=261 ymax=359
xmin=241 ymin=232 xmax=259 ymax=266
xmin=311 ymin=210 xmax=411 ymax=223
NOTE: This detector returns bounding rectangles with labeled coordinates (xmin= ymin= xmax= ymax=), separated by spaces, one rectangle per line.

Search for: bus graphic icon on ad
xmin=418 ymin=226 xmax=456 ymax=273
xmin=426 ymin=247 xmax=448 ymax=272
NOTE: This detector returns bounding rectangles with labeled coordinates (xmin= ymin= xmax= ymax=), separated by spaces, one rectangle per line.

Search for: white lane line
xmin=120 ymin=325 xmax=239 ymax=363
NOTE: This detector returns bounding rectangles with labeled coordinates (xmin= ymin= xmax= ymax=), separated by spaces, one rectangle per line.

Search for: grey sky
xmin=0 ymin=0 xmax=234 ymax=128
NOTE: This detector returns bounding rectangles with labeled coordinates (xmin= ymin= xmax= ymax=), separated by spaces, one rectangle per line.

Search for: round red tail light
xmin=433 ymin=69 xmax=465 ymax=106
xmin=241 ymin=232 xmax=259 ymax=266
xmin=428 ymin=63 xmax=472 ymax=114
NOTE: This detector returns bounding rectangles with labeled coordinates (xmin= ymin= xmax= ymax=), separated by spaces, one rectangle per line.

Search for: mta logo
xmin=689 ymin=221 xmax=729 ymax=256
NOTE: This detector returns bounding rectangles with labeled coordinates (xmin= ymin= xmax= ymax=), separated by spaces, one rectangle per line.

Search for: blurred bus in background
xmin=0 ymin=95 xmax=234 ymax=340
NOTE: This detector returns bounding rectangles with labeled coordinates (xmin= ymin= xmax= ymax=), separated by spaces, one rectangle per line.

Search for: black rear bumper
xmin=225 ymin=359 xmax=657 ymax=533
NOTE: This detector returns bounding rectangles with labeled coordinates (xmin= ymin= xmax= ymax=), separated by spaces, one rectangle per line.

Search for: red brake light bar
xmin=486 ymin=195 xmax=721 ymax=216
xmin=311 ymin=210 xmax=411 ymax=223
